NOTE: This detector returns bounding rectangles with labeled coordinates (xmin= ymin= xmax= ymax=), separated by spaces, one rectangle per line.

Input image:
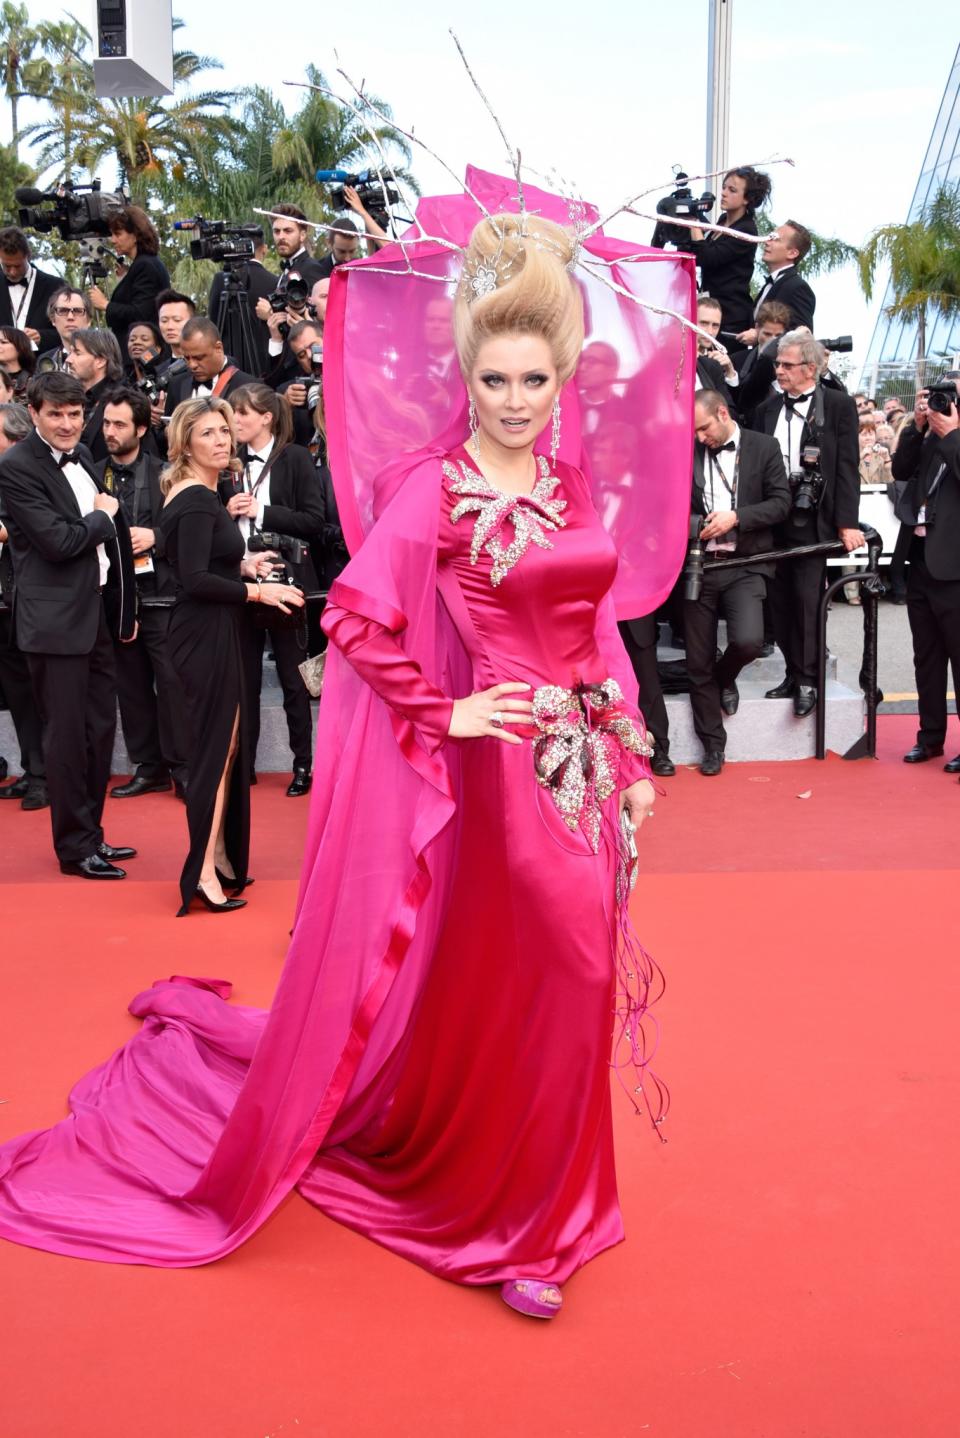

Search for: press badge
xmin=916 ymin=505 xmax=926 ymax=538
xmin=134 ymin=554 xmax=155 ymax=575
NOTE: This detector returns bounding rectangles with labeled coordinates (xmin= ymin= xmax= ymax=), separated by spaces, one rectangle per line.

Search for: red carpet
xmin=1 ymin=716 xmax=957 ymax=1437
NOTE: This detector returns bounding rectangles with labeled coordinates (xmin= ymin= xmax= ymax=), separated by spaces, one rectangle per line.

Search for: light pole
xmin=706 ymin=0 xmax=733 ymax=187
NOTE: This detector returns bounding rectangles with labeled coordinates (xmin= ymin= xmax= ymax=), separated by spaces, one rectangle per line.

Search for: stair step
xmin=662 ymin=679 xmax=864 ymax=763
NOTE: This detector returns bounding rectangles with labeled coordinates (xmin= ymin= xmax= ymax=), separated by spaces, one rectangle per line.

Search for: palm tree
xmin=21 ymin=19 xmax=239 ymax=202
xmin=858 ymin=183 xmax=960 ymax=363
xmin=0 ymin=1 xmax=42 ymax=157
xmin=20 ymin=15 xmax=89 ymax=184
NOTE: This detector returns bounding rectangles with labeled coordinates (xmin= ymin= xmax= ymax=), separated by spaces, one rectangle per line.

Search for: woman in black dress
xmin=87 ymin=205 xmax=170 ymax=359
xmin=687 ymin=165 xmax=772 ymax=345
xmin=160 ymin=397 xmax=305 ymax=915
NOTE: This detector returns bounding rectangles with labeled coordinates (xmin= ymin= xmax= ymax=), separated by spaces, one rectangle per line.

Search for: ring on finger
xmin=490 ymin=710 xmax=505 ymax=728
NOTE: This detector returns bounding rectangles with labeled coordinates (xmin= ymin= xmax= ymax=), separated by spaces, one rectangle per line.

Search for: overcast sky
xmin=6 ymin=1 xmax=952 ymax=372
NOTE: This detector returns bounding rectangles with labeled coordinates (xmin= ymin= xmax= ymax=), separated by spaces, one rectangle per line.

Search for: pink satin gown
xmin=297 ymin=446 xmax=653 ymax=1285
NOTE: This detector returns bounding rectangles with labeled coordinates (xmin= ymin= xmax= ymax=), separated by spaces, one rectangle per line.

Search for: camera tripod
xmin=212 ymin=260 xmax=263 ymax=377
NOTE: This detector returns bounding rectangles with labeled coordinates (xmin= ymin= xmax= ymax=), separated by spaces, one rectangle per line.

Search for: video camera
xmin=316 ymin=167 xmax=400 ymax=229
xmin=651 ymin=168 xmax=716 ymax=250
xmin=926 ymin=378 xmax=958 ymax=415
xmin=173 ymin=217 xmax=260 ymax=264
xmin=15 ymin=181 xmax=126 ymax=240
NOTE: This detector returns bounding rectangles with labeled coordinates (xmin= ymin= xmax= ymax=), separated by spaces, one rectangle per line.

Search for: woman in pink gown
xmin=0 ymin=213 xmax=661 ymax=1319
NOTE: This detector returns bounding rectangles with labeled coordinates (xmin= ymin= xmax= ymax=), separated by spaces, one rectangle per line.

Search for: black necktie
xmin=784 ymin=392 xmax=814 ymax=410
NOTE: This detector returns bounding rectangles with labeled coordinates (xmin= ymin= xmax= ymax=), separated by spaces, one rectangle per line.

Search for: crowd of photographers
xmin=1 ymin=163 xmax=959 ymax=829
xmin=0 ymin=197 xmax=362 ymax=815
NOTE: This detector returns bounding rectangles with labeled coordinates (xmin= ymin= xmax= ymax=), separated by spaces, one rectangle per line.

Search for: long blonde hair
xmin=454 ymin=213 xmax=584 ymax=383
xmin=160 ymin=396 xmax=242 ymax=495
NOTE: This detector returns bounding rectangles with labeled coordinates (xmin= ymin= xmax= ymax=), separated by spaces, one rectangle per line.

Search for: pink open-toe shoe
xmin=500 ymin=1279 xmax=564 ymax=1319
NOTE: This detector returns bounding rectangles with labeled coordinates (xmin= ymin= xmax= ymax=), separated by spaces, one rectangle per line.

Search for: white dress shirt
xmin=774 ymin=394 xmax=813 ymax=474
xmin=43 ymin=439 xmax=112 ymax=585
xmin=704 ymin=424 xmax=740 ymax=551
xmin=239 ymin=439 xmax=274 ymax=552
xmin=753 ymin=263 xmax=795 ymax=318
xmin=6 ymin=264 xmax=38 ymax=335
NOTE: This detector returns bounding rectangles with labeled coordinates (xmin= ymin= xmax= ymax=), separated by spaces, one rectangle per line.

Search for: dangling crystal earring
xmin=550 ymin=396 xmax=562 ymax=466
xmin=468 ymin=396 xmax=480 ymax=458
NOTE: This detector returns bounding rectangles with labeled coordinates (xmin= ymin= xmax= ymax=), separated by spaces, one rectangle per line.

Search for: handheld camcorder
xmin=316 ymin=167 xmax=400 ymax=229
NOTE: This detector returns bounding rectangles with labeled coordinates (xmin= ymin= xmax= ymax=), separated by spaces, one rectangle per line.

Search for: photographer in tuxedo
xmin=95 ymin=387 xmax=190 ymax=802
xmin=65 ymin=328 xmax=124 ymax=463
xmin=223 ymin=383 xmax=324 ymax=795
xmin=164 ymin=318 xmax=256 ymax=413
xmin=0 ymin=372 xmax=137 ymax=878
xmin=733 ymin=301 xmax=791 ymax=427
xmin=685 ymin=389 xmax=791 ymax=774
xmin=38 ymin=288 xmax=93 ymax=372
xmin=891 ymin=381 xmax=960 ymax=772
xmin=755 ymin=331 xmax=862 ymax=716
xmin=0 ymin=226 xmax=61 ymax=354
xmin=738 ymin=222 xmax=816 ymax=346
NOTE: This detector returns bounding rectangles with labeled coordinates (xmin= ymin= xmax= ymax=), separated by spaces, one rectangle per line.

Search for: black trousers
xmin=906 ymin=553 xmax=960 ymax=750
xmin=0 ymin=612 xmax=45 ymax=777
xmin=242 ymin=616 xmax=312 ymax=771
xmin=768 ymin=551 xmax=827 ymax=685
xmin=618 ymin=617 xmax=669 ymax=753
xmin=684 ymin=566 xmax=766 ymax=752
xmin=113 ymin=603 xmax=189 ymax=782
xmin=27 ymin=602 xmax=117 ymax=863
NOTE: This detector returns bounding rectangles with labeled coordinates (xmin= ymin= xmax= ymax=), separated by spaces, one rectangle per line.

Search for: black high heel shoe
xmin=177 ymin=882 xmax=247 ymax=916
xmin=215 ymin=867 xmax=254 ymax=894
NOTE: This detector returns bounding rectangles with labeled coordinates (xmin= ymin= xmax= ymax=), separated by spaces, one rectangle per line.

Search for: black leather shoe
xmin=0 ymin=775 xmax=29 ymax=799
xmin=650 ymin=752 xmax=676 ymax=778
xmin=700 ymin=751 xmax=725 ymax=776
xmin=765 ymin=676 xmax=796 ymax=699
xmin=793 ymin=685 xmax=817 ymax=717
xmin=944 ymin=754 xmax=960 ymax=773
xmin=759 ymin=641 xmax=776 ymax=658
xmin=720 ymin=684 xmax=740 ymax=716
xmin=287 ymin=766 xmax=312 ymax=797
xmin=902 ymin=743 xmax=944 ymax=763
xmin=20 ymin=780 xmax=49 ymax=811
xmin=173 ymin=777 xmax=188 ymax=803
xmin=59 ymin=853 xmax=126 ymax=880
xmin=99 ymin=841 xmax=137 ymax=861
xmin=110 ymin=773 xmax=172 ymax=798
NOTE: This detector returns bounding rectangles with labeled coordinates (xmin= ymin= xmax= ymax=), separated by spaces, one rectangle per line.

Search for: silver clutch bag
xmin=298 ymin=651 xmax=327 ymax=698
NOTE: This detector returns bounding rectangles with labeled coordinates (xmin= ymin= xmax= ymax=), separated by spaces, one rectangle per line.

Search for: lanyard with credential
xmin=708 ymin=444 xmax=739 ymax=511
xmin=8 ymin=267 xmax=34 ymax=327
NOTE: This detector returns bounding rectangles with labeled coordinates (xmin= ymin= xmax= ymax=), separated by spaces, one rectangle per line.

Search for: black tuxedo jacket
xmin=105 ymin=254 xmax=171 ymax=354
xmin=95 ymin=449 xmax=175 ymax=596
xmin=696 ymin=355 xmax=736 ymax=415
xmin=693 ymin=428 xmax=791 ymax=576
xmin=690 ymin=212 xmax=759 ymax=336
xmin=164 ymin=361 xmax=258 ymax=416
xmin=751 ymin=265 xmax=816 ymax=331
xmin=0 ymin=430 xmax=136 ymax=653
xmin=223 ymin=442 xmax=326 ymax=589
xmin=892 ymin=424 xmax=960 ymax=582
xmin=733 ymin=345 xmax=776 ymax=425
xmin=278 ymin=250 xmax=327 ymax=290
xmin=754 ymin=385 xmax=860 ymax=541
xmin=80 ymin=376 xmax=113 ymax=464
xmin=0 ymin=264 xmax=62 ymax=353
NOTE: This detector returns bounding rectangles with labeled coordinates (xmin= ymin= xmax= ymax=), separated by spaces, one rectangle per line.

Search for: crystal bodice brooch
xmin=443 ymin=454 xmax=567 ymax=586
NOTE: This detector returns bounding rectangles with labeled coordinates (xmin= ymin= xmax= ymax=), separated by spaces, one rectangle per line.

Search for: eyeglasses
xmin=53 ymin=307 xmax=88 ymax=317
xmin=774 ymin=360 xmax=807 ymax=369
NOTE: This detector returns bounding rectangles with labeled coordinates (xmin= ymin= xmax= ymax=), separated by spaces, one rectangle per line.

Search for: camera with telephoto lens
xmin=683 ymin=513 xmax=706 ymax=602
xmin=15 ymin=181 xmax=126 ymax=240
xmin=651 ymin=168 xmax=716 ymax=249
xmin=816 ymin=335 xmax=853 ymax=354
xmin=789 ymin=444 xmax=825 ymax=514
xmin=248 ymin=530 xmax=309 ymax=570
xmin=926 ymin=379 xmax=958 ymax=416
xmin=173 ymin=216 xmax=259 ymax=264
xmin=316 ymin=167 xmax=401 ymax=229
xmin=134 ymin=357 xmax=186 ymax=408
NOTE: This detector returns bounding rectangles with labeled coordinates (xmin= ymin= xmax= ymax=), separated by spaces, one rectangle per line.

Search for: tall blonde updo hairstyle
xmin=454 ymin=213 xmax=584 ymax=384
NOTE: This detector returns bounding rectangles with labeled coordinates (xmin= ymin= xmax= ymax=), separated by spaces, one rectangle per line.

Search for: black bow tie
xmin=57 ymin=449 xmax=80 ymax=467
xmin=717 ymin=440 xmax=737 ymax=452
xmin=246 ymin=453 xmax=265 ymax=465
xmin=280 ymin=256 xmax=301 ymax=272
xmin=784 ymin=392 xmax=814 ymax=410
xmin=4 ymin=274 xmax=26 ymax=287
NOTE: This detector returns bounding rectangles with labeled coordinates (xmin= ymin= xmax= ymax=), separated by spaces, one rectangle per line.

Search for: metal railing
xmin=704 ymin=524 xmax=883 ymax=761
